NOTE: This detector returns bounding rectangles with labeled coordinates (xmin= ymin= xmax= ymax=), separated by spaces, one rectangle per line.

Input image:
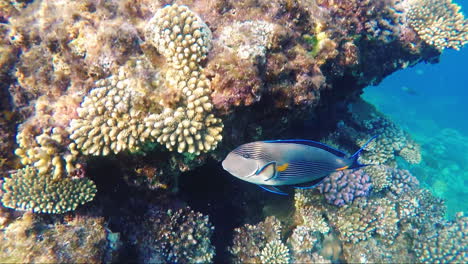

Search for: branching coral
xmin=337 ymin=100 xmax=422 ymax=166
xmin=414 ymin=212 xmax=468 ymax=263
xmin=330 ymin=197 xmax=399 ymax=243
xmin=230 ymin=216 xmax=282 ymax=264
xmin=405 ymin=0 xmax=468 ymax=50
xmin=69 ymin=61 xmax=159 ymax=156
xmin=364 ymin=164 xmax=392 ymax=192
xmin=1 ymin=166 xmax=96 ymax=214
xmin=319 ymin=169 xmax=372 ymax=206
xmin=296 ymin=205 xmax=330 ymax=234
xmin=131 ymin=206 xmax=215 ymax=263
xmin=144 ymin=4 xmax=223 ymax=154
xmin=260 ymin=240 xmax=291 ymax=264
xmin=70 ymin=4 xmax=223 ymax=156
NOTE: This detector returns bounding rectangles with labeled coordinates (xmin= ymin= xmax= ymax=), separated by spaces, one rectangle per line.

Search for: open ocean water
xmin=363 ymin=0 xmax=468 ymax=218
xmin=1 ymin=0 xmax=467 ymax=263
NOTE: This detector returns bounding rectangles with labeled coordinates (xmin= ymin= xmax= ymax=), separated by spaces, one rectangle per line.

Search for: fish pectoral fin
xmin=257 ymin=161 xmax=277 ymax=179
xmin=293 ymin=177 xmax=326 ymax=189
xmin=257 ymin=185 xmax=288 ymax=195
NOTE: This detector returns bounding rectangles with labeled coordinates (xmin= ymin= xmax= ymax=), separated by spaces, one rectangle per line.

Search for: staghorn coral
xmin=414 ymin=212 xmax=468 ymax=263
xmin=0 ymin=212 xmax=119 ymax=263
xmin=230 ymin=216 xmax=282 ymax=264
xmin=1 ymin=166 xmax=96 ymax=214
xmin=319 ymin=169 xmax=372 ymax=207
xmin=405 ymin=0 xmax=468 ymax=51
xmin=259 ymin=240 xmax=290 ymax=264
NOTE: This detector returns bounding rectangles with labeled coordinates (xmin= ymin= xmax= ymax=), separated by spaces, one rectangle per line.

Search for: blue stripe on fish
xmin=258 ymin=184 xmax=288 ymax=195
xmin=263 ymin=139 xmax=347 ymax=157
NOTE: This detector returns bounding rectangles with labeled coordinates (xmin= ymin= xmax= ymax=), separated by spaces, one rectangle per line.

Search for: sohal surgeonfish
xmin=222 ymin=135 xmax=378 ymax=195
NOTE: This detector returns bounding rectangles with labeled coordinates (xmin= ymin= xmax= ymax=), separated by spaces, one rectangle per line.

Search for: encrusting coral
xmin=404 ymin=0 xmax=468 ymax=51
xmin=0 ymin=212 xmax=119 ymax=263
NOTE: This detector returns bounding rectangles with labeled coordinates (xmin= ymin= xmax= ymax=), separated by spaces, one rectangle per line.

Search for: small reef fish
xmin=222 ymin=135 xmax=378 ymax=195
xmin=401 ymin=86 xmax=419 ymax=96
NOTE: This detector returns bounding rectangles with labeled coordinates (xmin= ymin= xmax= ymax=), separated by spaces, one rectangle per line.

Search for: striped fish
xmin=222 ymin=135 xmax=377 ymax=195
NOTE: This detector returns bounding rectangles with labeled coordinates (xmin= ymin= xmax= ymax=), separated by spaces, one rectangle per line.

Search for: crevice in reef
xmin=179 ymin=159 xmax=293 ymax=263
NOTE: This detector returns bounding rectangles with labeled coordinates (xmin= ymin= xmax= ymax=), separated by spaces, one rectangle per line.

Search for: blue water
xmin=363 ymin=0 xmax=468 ymax=217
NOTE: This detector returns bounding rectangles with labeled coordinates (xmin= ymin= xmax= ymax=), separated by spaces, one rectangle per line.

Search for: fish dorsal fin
xmin=264 ymin=139 xmax=347 ymax=157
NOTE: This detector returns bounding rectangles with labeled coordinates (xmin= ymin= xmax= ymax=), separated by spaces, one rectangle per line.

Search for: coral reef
xmin=259 ymin=240 xmax=290 ymax=264
xmin=0 ymin=213 xmax=119 ymax=263
xmin=332 ymin=99 xmax=422 ymax=166
xmin=0 ymin=1 xmax=466 ymax=262
xmin=414 ymin=212 xmax=467 ymax=263
xmin=1 ymin=166 xmax=96 ymax=214
xmin=229 ymin=216 xmax=282 ymax=264
xmin=404 ymin=0 xmax=468 ymax=51
xmin=70 ymin=4 xmax=223 ymax=156
xmin=129 ymin=206 xmax=215 ymax=263
xmin=319 ymin=169 xmax=372 ymax=206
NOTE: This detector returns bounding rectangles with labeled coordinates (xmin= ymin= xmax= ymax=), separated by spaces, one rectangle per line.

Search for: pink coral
xmin=319 ymin=169 xmax=372 ymax=206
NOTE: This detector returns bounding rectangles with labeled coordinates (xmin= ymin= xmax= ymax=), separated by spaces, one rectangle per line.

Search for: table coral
xmin=1 ymin=166 xmax=96 ymax=214
xmin=405 ymin=0 xmax=468 ymax=51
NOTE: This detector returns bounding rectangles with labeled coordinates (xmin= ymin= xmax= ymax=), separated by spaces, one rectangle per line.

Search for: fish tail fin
xmin=349 ymin=134 xmax=379 ymax=169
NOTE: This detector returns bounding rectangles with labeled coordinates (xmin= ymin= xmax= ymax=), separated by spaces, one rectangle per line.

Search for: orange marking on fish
xmin=335 ymin=165 xmax=349 ymax=171
xmin=277 ymin=163 xmax=289 ymax=172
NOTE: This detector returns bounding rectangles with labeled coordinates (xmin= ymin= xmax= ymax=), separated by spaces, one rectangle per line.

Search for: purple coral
xmin=319 ymin=169 xmax=372 ymax=206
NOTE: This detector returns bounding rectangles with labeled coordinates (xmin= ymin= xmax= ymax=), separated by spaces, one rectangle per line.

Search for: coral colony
xmin=0 ymin=0 xmax=467 ymax=263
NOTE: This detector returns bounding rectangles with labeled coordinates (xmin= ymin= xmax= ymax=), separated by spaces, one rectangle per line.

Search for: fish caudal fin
xmin=348 ymin=135 xmax=379 ymax=169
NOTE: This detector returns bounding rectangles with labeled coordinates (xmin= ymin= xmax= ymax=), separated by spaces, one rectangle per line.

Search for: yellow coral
xmin=1 ymin=166 xmax=96 ymax=214
xmin=406 ymin=0 xmax=468 ymax=50
xmin=69 ymin=4 xmax=222 ymax=156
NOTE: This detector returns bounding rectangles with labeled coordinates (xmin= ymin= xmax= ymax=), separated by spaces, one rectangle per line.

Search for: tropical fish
xmin=222 ymin=135 xmax=378 ymax=195
xmin=401 ymin=85 xmax=419 ymax=96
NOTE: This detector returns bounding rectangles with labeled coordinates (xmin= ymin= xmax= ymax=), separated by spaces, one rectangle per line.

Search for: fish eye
xmin=242 ymin=153 xmax=251 ymax=159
